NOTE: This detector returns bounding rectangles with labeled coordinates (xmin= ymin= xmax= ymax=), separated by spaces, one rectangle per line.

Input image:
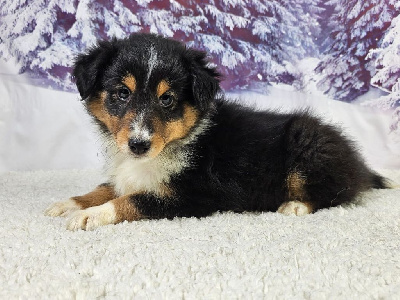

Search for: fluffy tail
xmin=371 ymin=173 xmax=396 ymax=189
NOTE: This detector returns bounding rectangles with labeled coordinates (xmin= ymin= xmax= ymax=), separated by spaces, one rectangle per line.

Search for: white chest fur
xmin=104 ymin=114 xmax=212 ymax=197
xmin=107 ymin=146 xmax=191 ymax=197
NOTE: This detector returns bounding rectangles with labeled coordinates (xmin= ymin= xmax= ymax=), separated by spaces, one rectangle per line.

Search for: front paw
xmin=44 ymin=199 xmax=81 ymax=217
xmin=66 ymin=202 xmax=116 ymax=231
xmin=277 ymin=200 xmax=312 ymax=216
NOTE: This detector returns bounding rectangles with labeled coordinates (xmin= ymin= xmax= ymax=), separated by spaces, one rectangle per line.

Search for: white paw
xmin=44 ymin=199 xmax=81 ymax=217
xmin=277 ymin=201 xmax=312 ymax=216
xmin=66 ymin=202 xmax=116 ymax=231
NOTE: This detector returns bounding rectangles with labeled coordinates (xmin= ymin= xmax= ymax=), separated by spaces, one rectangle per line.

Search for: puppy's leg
xmin=278 ymin=170 xmax=313 ymax=216
xmin=66 ymin=194 xmax=143 ymax=231
xmin=44 ymin=183 xmax=116 ymax=217
xmin=65 ymin=191 xmax=217 ymax=231
xmin=278 ymin=201 xmax=313 ymax=216
xmin=278 ymin=114 xmax=376 ymax=215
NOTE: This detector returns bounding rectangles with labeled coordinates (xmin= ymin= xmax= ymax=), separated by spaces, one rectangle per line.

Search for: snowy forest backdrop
xmin=1 ymin=0 xmax=399 ymax=100
xmin=1 ymin=0 xmax=399 ymax=106
xmin=0 ymin=0 xmax=400 ymax=171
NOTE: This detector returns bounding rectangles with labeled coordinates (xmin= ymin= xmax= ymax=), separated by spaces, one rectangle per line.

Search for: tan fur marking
xmin=122 ymin=74 xmax=137 ymax=93
xmin=277 ymin=200 xmax=313 ymax=216
xmin=158 ymin=184 xmax=173 ymax=197
xmin=156 ymin=80 xmax=170 ymax=98
xmin=87 ymin=91 xmax=119 ymax=134
xmin=72 ymin=185 xmax=116 ymax=209
xmin=149 ymin=104 xmax=199 ymax=158
xmin=116 ymin=111 xmax=136 ymax=149
xmin=165 ymin=104 xmax=198 ymax=143
xmin=287 ymin=171 xmax=307 ymax=201
xmin=111 ymin=195 xmax=143 ymax=222
xmin=286 ymin=171 xmax=313 ymax=212
xmin=149 ymin=115 xmax=165 ymax=158
xmin=88 ymin=92 xmax=135 ymax=151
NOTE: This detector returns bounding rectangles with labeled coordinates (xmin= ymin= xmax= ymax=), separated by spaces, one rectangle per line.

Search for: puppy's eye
xmin=117 ymin=87 xmax=130 ymax=101
xmin=159 ymin=93 xmax=175 ymax=107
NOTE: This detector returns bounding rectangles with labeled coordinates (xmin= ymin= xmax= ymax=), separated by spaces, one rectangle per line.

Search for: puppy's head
xmin=73 ymin=33 xmax=220 ymax=159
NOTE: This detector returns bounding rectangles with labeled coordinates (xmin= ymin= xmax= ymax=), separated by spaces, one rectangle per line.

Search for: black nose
xmin=128 ymin=139 xmax=151 ymax=155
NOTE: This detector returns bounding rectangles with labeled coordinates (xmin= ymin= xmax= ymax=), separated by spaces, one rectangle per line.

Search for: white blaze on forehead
xmin=145 ymin=45 xmax=158 ymax=87
xmin=130 ymin=111 xmax=152 ymax=141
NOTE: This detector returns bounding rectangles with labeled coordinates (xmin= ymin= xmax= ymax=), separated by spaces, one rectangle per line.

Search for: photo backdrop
xmin=0 ymin=0 xmax=399 ymax=171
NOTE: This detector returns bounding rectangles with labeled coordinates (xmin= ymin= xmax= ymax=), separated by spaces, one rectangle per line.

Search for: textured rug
xmin=1 ymin=169 xmax=400 ymax=299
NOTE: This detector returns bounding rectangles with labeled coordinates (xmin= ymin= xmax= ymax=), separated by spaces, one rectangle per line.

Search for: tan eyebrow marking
xmin=156 ymin=79 xmax=170 ymax=98
xmin=122 ymin=74 xmax=137 ymax=93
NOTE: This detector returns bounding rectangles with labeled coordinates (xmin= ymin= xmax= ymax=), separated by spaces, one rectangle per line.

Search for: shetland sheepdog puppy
xmin=45 ymin=33 xmax=387 ymax=230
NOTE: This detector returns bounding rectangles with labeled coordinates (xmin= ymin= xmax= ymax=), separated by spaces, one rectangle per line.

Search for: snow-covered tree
xmin=314 ymin=2 xmax=335 ymax=51
xmin=0 ymin=0 xmax=77 ymax=88
xmin=286 ymin=0 xmax=323 ymax=56
xmin=366 ymin=10 xmax=400 ymax=109
xmin=315 ymin=0 xmax=398 ymax=102
xmin=0 ymin=0 xmax=143 ymax=89
xmin=364 ymin=5 xmax=400 ymax=135
xmin=187 ymin=0 xmax=322 ymax=89
xmin=0 ymin=0 xmax=322 ymax=91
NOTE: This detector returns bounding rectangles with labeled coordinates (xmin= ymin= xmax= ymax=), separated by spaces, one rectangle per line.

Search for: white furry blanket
xmin=1 ymin=169 xmax=400 ymax=299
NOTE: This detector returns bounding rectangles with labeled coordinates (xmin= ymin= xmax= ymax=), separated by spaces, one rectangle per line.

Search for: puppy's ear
xmin=185 ymin=49 xmax=220 ymax=109
xmin=73 ymin=40 xmax=116 ymax=100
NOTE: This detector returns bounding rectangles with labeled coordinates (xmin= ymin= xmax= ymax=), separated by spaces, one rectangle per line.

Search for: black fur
xmin=73 ymin=33 xmax=387 ymax=221
xmin=133 ymin=102 xmax=387 ymax=219
xmin=73 ymin=40 xmax=118 ymax=100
